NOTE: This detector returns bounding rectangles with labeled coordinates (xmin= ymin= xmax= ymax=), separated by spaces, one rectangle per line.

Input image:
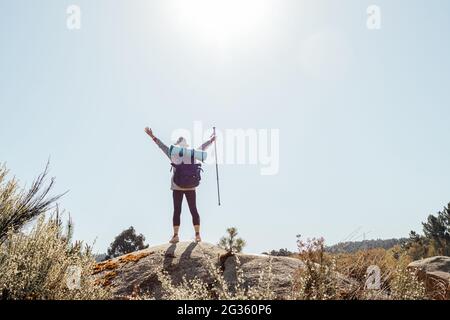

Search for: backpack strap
xmin=169 ymin=145 xmax=174 ymax=158
xmin=191 ymin=149 xmax=195 ymax=164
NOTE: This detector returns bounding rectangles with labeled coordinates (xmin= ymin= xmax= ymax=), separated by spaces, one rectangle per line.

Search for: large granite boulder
xmin=408 ymin=256 xmax=450 ymax=300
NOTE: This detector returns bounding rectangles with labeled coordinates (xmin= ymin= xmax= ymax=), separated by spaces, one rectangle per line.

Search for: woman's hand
xmin=209 ymin=133 xmax=216 ymax=143
xmin=145 ymin=127 xmax=155 ymax=139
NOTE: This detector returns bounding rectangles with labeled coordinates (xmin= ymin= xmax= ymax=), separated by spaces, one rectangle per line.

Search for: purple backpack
xmin=170 ymin=146 xmax=203 ymax=188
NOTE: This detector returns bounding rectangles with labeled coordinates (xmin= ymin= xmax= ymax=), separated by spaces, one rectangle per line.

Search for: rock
xmin=408 ymin=256 xmax=450 ymax=300
xmin=93 ymin=241 xmax=355 ymax=299
xmin=94 ymin=242 xmax=226 ymax=298
xmin=222 ymin=253 xmax=305 ymax=299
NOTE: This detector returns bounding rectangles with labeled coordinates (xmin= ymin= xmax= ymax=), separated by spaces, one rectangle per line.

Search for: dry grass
xmin=290 ymin=237 xmax=343 ymax=300
xmin=0 ymin=163 xmax=111 ymax=300
xmin=331 ymin=246 xmax=426 ymax=299
xmin=0 ymin=217 xmax=112 ymax=299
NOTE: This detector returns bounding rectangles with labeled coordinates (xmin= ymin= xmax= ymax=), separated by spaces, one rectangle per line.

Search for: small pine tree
xmin=218 ymin=227 xmax=246 ymax=254
xmin=106 ymin=226 xmax=149 ymax=259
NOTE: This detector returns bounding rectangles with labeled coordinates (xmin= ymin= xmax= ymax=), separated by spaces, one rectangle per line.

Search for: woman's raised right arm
xmin=145 ymin=127 xmax=170 ymax=159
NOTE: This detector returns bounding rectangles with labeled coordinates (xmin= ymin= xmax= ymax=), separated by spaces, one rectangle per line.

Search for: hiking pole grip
xmin=213 ymin=127 xmax=221 ymax=206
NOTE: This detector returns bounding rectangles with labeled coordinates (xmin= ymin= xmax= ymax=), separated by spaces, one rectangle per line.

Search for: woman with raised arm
xmin=145 ymin=127 xmax=215 ymax=244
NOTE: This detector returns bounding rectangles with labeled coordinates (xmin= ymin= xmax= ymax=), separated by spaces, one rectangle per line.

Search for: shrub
xmin=389 ymin=266 xmax=426 ymax=300
xmin=291 ymin=236 xmax=341 ymax=300
xmin=0 ymin=163 xmax=62 ymax=242
xmin=0 ymin=216 xmax=111 ymax=299
xmin=0 ymin=163 xmax=111 ymax=300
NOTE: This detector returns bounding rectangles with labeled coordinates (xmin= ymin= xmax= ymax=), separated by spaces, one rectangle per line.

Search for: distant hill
xmin=325 ymin=238 xmax=408 ymax=254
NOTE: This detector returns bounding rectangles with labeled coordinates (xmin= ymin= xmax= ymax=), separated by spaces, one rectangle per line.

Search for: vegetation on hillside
xmin=0 ymin=163 xmax=447 ymax=300
xmin=149 ymin=235 xmax=426 ymax=300
xmin=262 ymin=248 xmax=294 ymax=256
xmin=403 ymin=203 xmax=450 ymax=259
xmin=0 ymin=163 xmax=111 ymax=300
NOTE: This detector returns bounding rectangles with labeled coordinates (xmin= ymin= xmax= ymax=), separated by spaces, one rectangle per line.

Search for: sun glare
xmin=169 ymin=0 xmax=271 ymax=47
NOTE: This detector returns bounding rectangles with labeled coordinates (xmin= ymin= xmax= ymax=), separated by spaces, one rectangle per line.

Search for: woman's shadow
xmin=163 ymin=242 xmax=198 ymax=270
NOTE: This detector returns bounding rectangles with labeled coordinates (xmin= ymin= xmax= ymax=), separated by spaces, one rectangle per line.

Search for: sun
xmin=168 ymin=0 xmax=271 ymax=47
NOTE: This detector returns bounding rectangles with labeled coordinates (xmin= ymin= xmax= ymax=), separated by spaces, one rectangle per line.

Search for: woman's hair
xmin=174 ymin=136 xmax=189 ymax=147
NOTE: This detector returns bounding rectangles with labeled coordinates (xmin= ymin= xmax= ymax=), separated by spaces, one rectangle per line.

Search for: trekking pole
xmin=213 ymin=127 xmax=221 ymax=206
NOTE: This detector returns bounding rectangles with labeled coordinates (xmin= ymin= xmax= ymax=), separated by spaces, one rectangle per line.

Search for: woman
xmin=144 ymin=127 xmax=215 ymax=244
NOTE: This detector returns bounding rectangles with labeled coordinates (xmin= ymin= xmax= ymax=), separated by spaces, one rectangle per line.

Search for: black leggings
xmin=172 ymin=190 xmax=200 ymax=226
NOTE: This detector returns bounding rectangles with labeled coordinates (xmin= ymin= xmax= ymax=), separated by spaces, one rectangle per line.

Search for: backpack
xmin=170 ymin=146 xmax=203 ymax=188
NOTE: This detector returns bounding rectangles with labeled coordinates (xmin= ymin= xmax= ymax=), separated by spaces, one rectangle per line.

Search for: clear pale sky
xmin=1 ymin=0 xmax=450 ymax=254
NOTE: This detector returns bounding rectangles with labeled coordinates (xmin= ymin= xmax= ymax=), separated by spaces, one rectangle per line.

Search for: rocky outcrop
xmin=93 ymin=245 xmax=450 ymax=300
xmin=408 ymin=256 xmax=450 ymax=300
xmin=93 ymin=242 xmax=225 ymax=298
xmin=94 ymin=242 xmax=355 ymax=299
xmin=93 ymin=241 xmax=354 ymax=299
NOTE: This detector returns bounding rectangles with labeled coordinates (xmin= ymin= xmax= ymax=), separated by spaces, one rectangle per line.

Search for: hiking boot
xmin=169 ymin=234 xmax=179 ymax=244
xmin=195 ymin=233 xmax=202 ymax=242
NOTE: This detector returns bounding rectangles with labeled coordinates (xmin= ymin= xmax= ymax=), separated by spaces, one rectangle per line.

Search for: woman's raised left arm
xmin=197 ymin=134 xmax=216 ymax=151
